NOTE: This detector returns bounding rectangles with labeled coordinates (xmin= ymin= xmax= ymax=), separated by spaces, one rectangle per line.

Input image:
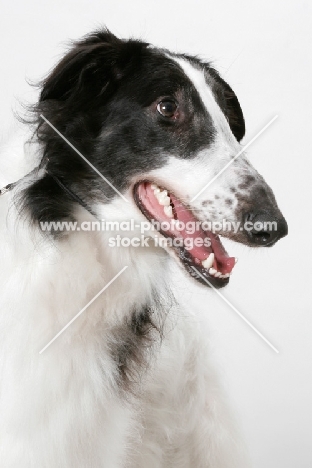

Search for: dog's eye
xmin=157 ymin=100 xmax=178 ymax=119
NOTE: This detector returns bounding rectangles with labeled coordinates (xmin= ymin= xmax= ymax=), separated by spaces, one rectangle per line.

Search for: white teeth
xmin=159 ymin=196 xmax=171 ymax=206
xmin=149 ymin=182 xmax=235 ymax=282
xmin=155 ymin=190 xmax=171 ymax=206
xmin=164 ymin=205 xmax=173 ymax=218
xmin=235 ymin=257 xmax=238 ymax=264
xmin=153 ymin=186 xmax=172 ymax=206
xmin=208 ymin=267 xmax=230 ymax=279
xmin=202 ymin=253 xmax=215 ymax=270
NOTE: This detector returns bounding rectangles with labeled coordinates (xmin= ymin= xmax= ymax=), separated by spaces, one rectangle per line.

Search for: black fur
xmin=21 ymin=28 xmax=245 ymax=227
xmin=110 ymin=289 xmax=174 ymax=391
xmin=111 ymin=305 xmax=160 ymax=391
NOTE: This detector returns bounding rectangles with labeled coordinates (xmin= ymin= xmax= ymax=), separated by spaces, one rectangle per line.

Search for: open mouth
xmin=134 ymin=181 xmax=237 ymax=288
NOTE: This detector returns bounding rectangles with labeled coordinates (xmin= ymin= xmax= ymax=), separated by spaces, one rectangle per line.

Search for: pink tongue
xmin=139 ymin=183 xmax=236 ymax=275
xmin=169 ymin=194 xmax=235 ymax=274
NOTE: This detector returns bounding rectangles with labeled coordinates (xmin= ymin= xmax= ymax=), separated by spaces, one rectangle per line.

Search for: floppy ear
xmin=39 ymin=29 xmax=147 ymax=110
xmin=209 ymin=69 xmax=246 ymax=142
xmin=219 ymin=76 xmax=245 ymax=142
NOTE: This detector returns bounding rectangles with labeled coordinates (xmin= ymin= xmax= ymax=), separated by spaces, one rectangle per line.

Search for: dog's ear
xmin=220 ymin=77 xmax=245 ymax=142
xmin=210 ymin=70 xmax=245 ymax=142
xmin=39 ymin=29 xmax=147 ymax=109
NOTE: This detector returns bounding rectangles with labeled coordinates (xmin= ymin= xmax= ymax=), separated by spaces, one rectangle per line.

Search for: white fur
xmin=0 ymin=59 xmax=253 ymax=467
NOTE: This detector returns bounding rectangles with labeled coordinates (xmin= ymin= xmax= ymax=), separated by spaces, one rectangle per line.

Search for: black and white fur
xmin=0 ymin=30 xmax=287 ymax=467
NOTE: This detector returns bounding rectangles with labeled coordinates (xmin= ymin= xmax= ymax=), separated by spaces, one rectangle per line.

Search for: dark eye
xmin=157 ymin=99 xmax=178 ymax=118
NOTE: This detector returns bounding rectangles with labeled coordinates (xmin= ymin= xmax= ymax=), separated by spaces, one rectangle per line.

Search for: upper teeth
xmin=156 ymin=191 xmax=171 ymax=206
xmin=152 ymin=184 xmax=173 ymax=217
xmin=164 ymin=205 xmax=173 ymax=218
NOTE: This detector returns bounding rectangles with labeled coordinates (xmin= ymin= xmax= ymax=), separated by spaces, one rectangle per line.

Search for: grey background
xmin=1 ymin=1 xmax=311 ymax=467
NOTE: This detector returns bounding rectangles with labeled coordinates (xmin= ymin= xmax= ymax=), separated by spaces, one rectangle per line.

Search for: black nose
xmin=244 ymin=211 xmax=288 ymax=246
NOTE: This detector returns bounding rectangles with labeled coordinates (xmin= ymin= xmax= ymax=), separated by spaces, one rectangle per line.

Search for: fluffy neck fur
xmin=0 ymin=175 xmax=251 ymax=468
xmin=0 ymin=192 xmax=173 ymax=464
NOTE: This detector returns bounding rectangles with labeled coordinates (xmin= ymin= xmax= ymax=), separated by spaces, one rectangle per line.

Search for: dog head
xmin=26 ymin=29 xmax=287 ymax=288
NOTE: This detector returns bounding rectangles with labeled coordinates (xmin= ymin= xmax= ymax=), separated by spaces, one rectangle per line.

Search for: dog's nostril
xmin=245 ymin=213 xmax=254 ymax=223
xmin=252 ymin=231 xmax=271 ymax=242
xmin=244 ymin=212 xmax=288 ymax=246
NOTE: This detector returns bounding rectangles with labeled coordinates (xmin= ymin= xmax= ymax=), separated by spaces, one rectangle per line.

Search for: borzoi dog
xmin=0 ymin=29 xmax=287 ymax=467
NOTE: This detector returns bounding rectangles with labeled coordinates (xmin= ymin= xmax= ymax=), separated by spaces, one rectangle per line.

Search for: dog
xmin=0 ymin=29 xmax=287 ymax=467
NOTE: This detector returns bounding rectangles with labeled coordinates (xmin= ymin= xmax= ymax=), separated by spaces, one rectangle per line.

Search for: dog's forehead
xmin=121 ymin=48 xmax=205 ymax=102
xmin=121 ymin=48 xmax=201 ymax=104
